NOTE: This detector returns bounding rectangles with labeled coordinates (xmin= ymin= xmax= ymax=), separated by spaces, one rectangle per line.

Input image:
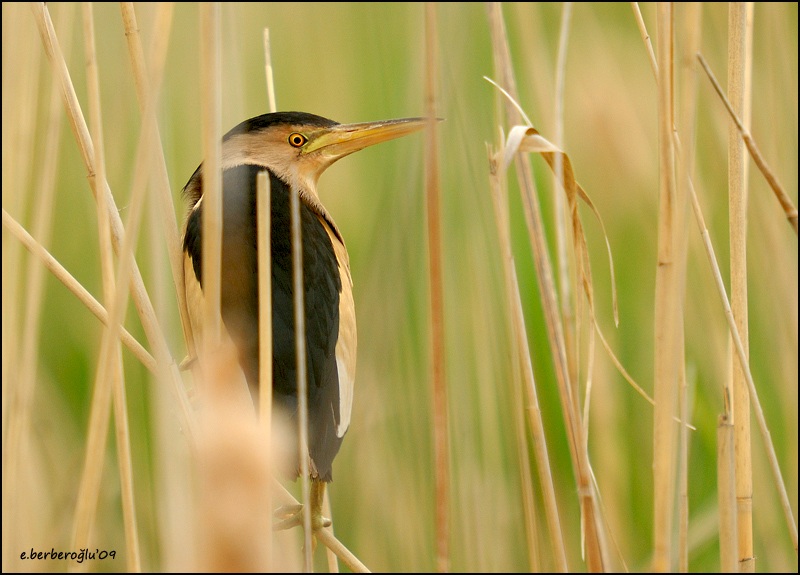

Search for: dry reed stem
xmin=551 ymin=3 xmax=598 ymax=454
xmin=2 ymin=211 xmax=157 ymax=373
xmin=322 ymin=490 xmax=339 ymax=573
xmin=82 ymin=4 xmax=140 ymax=570
xmin=424 ymin=3 xmax=449 ymax=572
xmin=29 ymin=1 xmax=196 ymax=442
xmin=632 ymin=3 xmax=657 ymax=71
xmin=718 ymin=414 xmax=739 ymax=572
xmin=696 ymin=54 xmax=798 ymax=235
xmin=652 ymin=4 xmax=683 ymax=571
xmin=200 ymin=3 xmax=223 ymax=352
xmin=675 ymin=5 xmax=702 ymax=571
xmin=110 ymin=341 xmax=139 ymax=572
xmin=259 ymin=27 xmax=277 ymax=572
xmin=314 ymin=526 xmax=370 ymax=574
xmin=488 ymin=149 xmax=567 ymax=571
xmin=553 ymin=3 xmax=577 ymax=394
xmin=289 ymin=184 xmax=314 ymax=570
xmin=256 ymin=170 xmax=274 ymax=569
xmin=486 ymin=3 xmax=607 ymax=571
xmin=263 ymin=28 xmax=277 ymax=114
xmin=727 ymin=4 xmax=754 ymax=570
xmin=515 ymin=375 xmax=540 ymax=571
xmin=119 ymin=3 xmax=198 ymax=362
xmin=84 ymin=1 xmax=112 ymax=368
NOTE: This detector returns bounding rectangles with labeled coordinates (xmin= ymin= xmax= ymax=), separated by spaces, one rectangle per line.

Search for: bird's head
xmin=188 ymin=111 xmax=427 ymax=204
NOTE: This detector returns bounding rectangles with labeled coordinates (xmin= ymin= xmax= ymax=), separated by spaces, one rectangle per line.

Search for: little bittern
xmin=182 ymin=111 xmax=425 ymax=530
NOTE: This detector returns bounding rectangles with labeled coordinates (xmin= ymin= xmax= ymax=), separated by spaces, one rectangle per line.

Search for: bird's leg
xmin=273 ymin=478 xmax=331 ymax=531
xmin=309 ymin=479 xmax=330 ymax=529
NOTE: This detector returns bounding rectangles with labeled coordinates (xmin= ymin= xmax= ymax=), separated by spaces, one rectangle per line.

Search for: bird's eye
xmin=288 ymin=132 xmax=308 ymax=148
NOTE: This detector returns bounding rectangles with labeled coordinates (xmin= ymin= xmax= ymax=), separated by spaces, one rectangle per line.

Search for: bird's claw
xmin=273 ymin=503 xmax=331 ymax=531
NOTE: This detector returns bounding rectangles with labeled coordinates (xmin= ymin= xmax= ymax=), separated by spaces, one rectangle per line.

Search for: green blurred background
xmin=3 ymin=2 xmax=797 ymax=572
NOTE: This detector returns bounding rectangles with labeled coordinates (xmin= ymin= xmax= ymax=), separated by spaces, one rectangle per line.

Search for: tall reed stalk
xmin=674 ymin=5 xmax=702 ymax=572
xmin=652 ymin=5 xmax=682 ymax=570
xmin=727 ymin=4 xmax=754 ymax=571
xmin=424 ymin=4 xmax=450 ymax=572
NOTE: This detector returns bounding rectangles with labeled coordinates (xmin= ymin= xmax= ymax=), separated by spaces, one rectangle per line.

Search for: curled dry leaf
xmin=499 ymin=125 xmax=672 ymax=411
xmin=503 ymin=125 xmax=619 ymax=327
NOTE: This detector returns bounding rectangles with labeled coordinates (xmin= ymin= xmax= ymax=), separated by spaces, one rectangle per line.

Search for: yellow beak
xmin=302 ymin=117 xmax=428 ymax=160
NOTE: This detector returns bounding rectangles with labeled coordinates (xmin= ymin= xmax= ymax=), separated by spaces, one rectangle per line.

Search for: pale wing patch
xmin=335 ymin=270 xmax=356 ymax=437
xmin=317 ymin=216 xmax=357 ymax=438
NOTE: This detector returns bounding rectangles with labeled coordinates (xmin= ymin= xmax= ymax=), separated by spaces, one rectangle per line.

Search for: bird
xmin=181 ymin=111 xmax=426 ymax=531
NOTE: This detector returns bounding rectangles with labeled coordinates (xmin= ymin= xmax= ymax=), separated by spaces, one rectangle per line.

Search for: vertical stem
xmin=424 ymin=3 xmax=449 ymax=572
xmin=259 ymin=29 xmax=277 ymax=570
xmin=257 ymin=171 xmax=273 ymax=569
xmin=652 ymin=3 xmax=680 ymax=571
xmin=488 ymin=153 xmax=568 ymax=572
xmin=263 ymin=28 xmax=277 ymax=113
xmin=727 ymin=4 xmax=753 ymax=571
xmin=553 ymin=2 xmax=577 ymax=396
xmin=718 ymin=414 xmax=739 ymax=572
xmin=290 ymin=185 xmax=313 ymax=571
xmin=200 ymin=2 xmax=222 ymax=349
xmin=675 ymin=4 xmax=701 ymax=572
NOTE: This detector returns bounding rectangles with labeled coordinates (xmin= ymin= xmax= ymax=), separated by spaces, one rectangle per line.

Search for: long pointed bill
xmin=302 ymin=117 xmax=428 ymax=161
